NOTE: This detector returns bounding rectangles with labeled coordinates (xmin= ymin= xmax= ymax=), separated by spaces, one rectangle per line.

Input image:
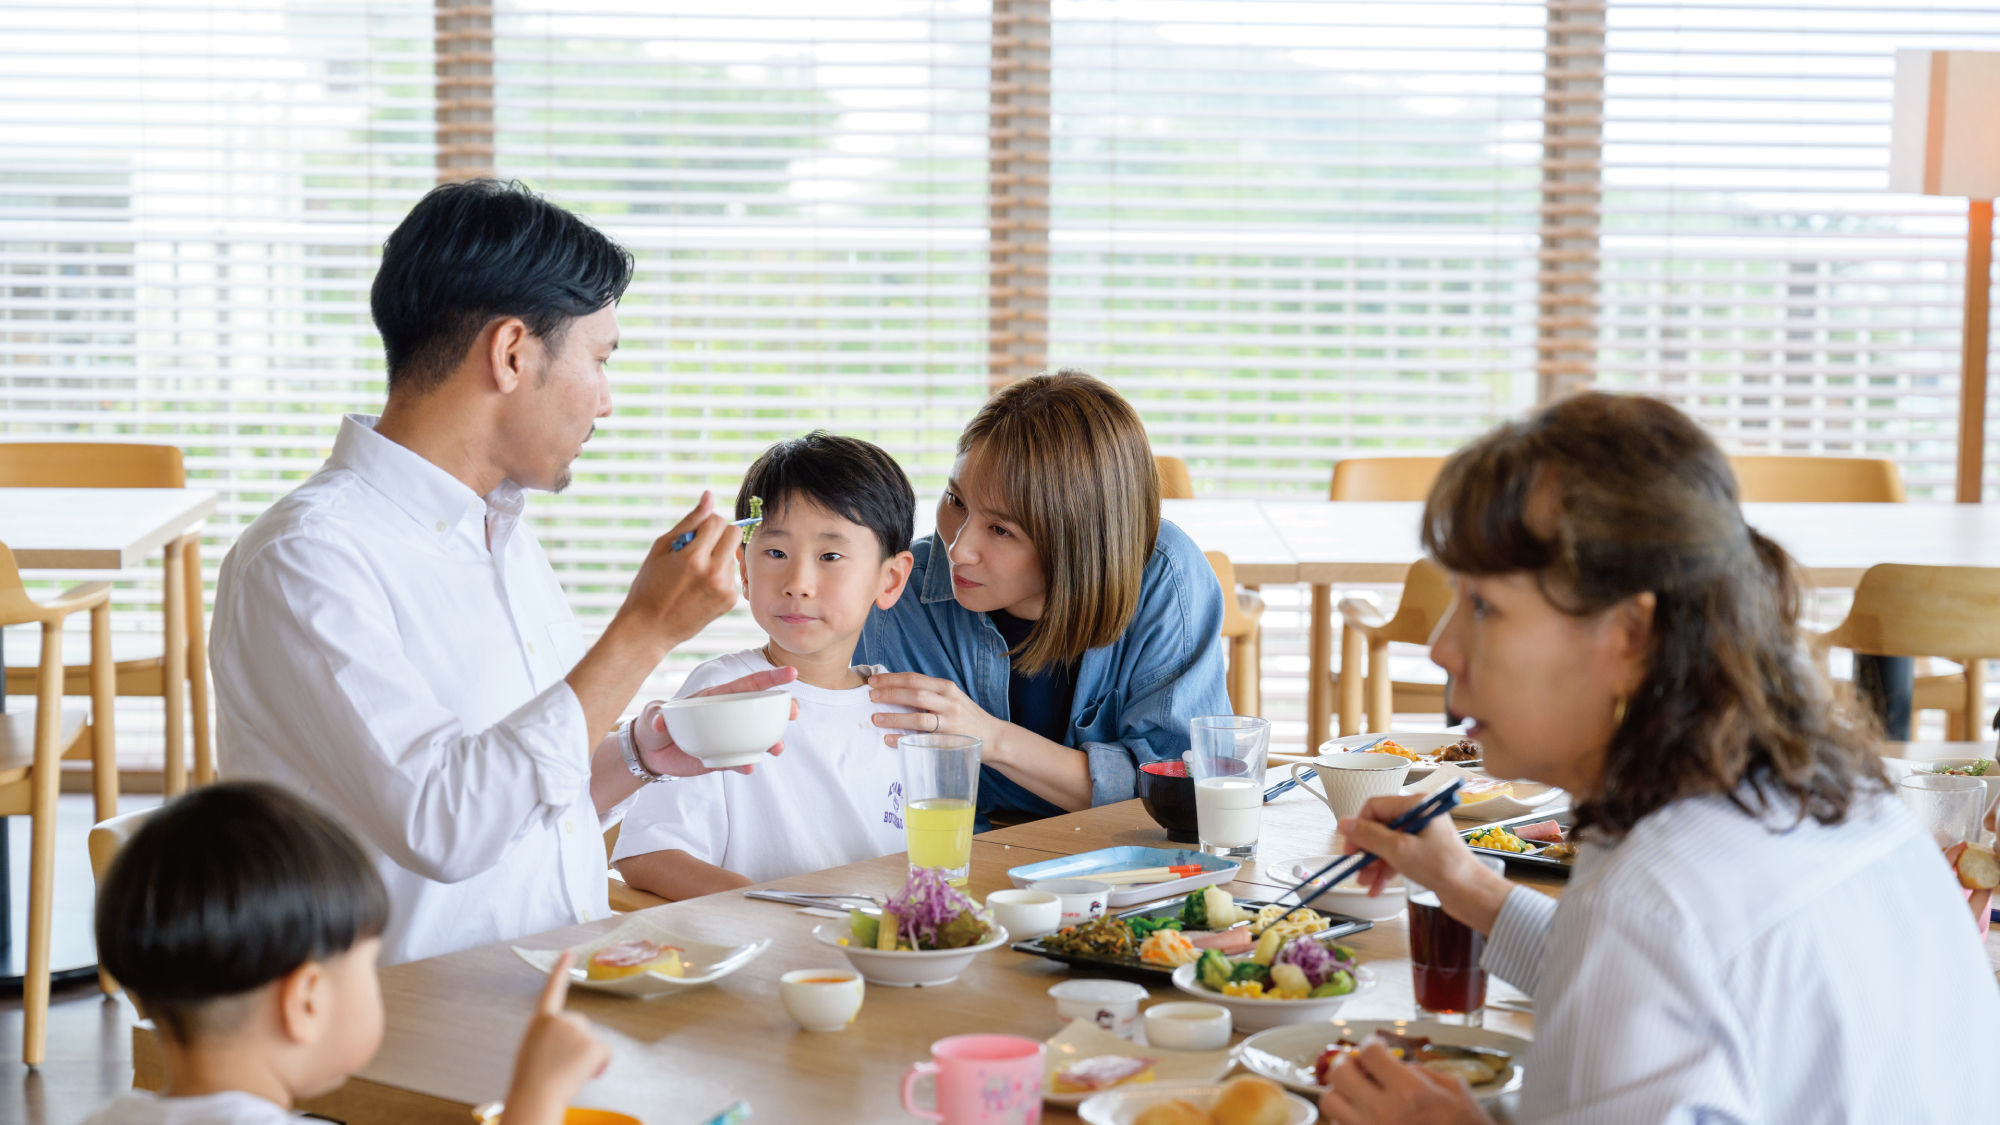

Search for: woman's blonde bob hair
xmin=958 ymin=370 xmax=1160 ymax=674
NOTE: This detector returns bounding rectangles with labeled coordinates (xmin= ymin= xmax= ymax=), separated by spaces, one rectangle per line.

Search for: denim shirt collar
xmin=919 ymin=531 xmax=959 ymax=605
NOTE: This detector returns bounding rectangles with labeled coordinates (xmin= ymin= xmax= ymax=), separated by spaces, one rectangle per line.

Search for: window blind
xmin=1591 ymin=0 xmax=2000 ymax=498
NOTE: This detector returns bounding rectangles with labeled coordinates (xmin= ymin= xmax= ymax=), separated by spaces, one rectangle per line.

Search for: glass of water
xmin=1185 ymin=716 xmax=1271 ymax=858
xmin=1898 ymin=773 xmax=1984 ymax=849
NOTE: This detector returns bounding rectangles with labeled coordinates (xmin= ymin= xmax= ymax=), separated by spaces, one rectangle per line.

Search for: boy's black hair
xmin=370 ymin=178 xmax=634 ymax=394
xmin=737 ymin=432 xmax=916 ymax=559
xmin=95 ymin=781 xmax=389 ymax=1042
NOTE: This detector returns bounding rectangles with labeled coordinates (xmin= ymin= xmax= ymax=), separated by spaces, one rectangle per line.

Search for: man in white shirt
xmin=211 ymin=179 xmax=792 ymax=964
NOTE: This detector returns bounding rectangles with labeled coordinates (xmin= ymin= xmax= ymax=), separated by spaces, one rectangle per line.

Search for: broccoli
xmin=1129 ymin=916 xmax=1183 ymax=940
xmin=1229 ymin=961 xmax=1271 ymax=984
xmin=1197 ymin=949 xmax=1234 ymax=992
xmin=1178 ymin=890 xmax=1208 ymax=930
xmin=1309 ymin=970 xmax=1357 ymax=998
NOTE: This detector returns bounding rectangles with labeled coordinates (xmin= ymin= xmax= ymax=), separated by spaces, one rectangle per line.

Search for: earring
xmin=1612 ymin=696 xmax=1628 ymax=725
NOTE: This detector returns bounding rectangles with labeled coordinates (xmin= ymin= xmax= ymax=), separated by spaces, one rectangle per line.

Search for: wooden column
xmin=1958 ymin=199 xmax=1993 ymax=503
xmin=1536 ymin=0 xmax=1605 ymax=402
xmin=988 ymin=0 xmax=1051 ymax=390
xmin=436 ymin=0 xmax=495 ymax=183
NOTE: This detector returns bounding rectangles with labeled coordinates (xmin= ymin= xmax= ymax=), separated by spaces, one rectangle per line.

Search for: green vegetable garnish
xmin=1179 ymin=890 xmax=1209 ymax=930
xmin=1129 ymin=916 xmax=1184 ymax=940
xmin=1310 ymin=969 xmax=1357 ymax=998
xmin=1229 ymin=961 xmax=1271 ymax=984
xmin=849 ymin=909 xmax=880 ymax=947
xmin=1197 ymin=949 xmax=1234 ymax=991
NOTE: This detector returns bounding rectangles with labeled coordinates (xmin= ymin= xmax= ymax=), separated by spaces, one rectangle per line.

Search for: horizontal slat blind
xmin=1591 ymin=0 xmax=2000 ymax=497
xmin=1048 ymin=0 xmax=1548 ymax=496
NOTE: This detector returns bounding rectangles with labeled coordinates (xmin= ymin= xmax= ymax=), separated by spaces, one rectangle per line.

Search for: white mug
xmin=1291 ymin=752 xmax=1411 ymax=821
xmin=1029 ymin=879 xmax=1111 ymax=929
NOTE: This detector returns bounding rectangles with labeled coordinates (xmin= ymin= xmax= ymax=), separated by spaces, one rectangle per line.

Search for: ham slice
xmin=1188 ymin=926 xmax=1254 ymax=954
xmin=1514 ymin=820 xmax=1566 ymax=844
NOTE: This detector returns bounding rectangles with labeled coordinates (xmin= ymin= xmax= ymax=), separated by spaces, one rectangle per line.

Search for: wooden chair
xmin=1337 ymin=559 xmax=1452 ymax=736
xmin=0 ymin=542 xmax=117 ymax=1065
xmin=1329 ymin=456 xmax=1447 ymax=502
xmin=86 ymin=805 xmax=153 ymax=995
xmin=1204 ymin=552 xmax=1266 ymax=716
xmin=0 ymin=442 xmax=213 ymax=793
xmin=1815 ymin=564 xmax=2000 ymax=739
xmin=1156 ymin=455 xmax=1195 ymax=501
xmin=604 ymin=822 xmax=669 ymax=912
xmin=1729 ymin=455 xmax=1905 ymax=504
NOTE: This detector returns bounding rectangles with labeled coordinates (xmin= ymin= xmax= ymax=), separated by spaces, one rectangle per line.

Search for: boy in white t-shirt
xmin=613 ymin=432 xmax=917 ymax=899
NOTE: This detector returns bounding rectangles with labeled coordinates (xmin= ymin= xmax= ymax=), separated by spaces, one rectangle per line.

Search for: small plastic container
xmin=1048 ymin=978 xmax=1149 ymax=1039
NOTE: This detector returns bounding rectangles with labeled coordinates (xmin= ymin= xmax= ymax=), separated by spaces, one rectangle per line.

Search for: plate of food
xmin=1078 ymin=1075 xmax=1315 ymax=1125
xmin=1319 ymin=731 xmax=1480 ymax=781
xmin=1237 ymin=1020 xmax=1525 ymax=1101
xmin=1006 ymin=846 xmax=1242 ymax=909
xmin=1459 ymin=809 xmax=1576 ymax=873
xmin=1041 ymin=1019 xmax=1235 ymax=1108
xmin=1013 ymin=887 xmax=1371 ymax=980
xmin=1406 ymin=762 xmax=1564 ymax=822
xmin=816 ymin=867 xmax=1008 ymax=987
xmin=512 ymin=917 xmax=771 ymax=999
xmin=1167 ymin=931 xmax=1375 ymax=1032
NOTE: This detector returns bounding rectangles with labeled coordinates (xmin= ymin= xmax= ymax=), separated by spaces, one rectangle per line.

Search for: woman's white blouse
xmin=1484 ymin=787 xmax=1999 ymax=1124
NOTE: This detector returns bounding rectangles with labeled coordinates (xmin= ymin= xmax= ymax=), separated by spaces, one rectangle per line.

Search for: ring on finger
xmin=928 ymin=713 xmax=940 ymax=733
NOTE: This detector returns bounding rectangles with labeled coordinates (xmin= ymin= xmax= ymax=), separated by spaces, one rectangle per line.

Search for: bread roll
xmin=1957 ymin=841 xmax=2000 ymax=890
xmin=1132 ymin=1099 xmax=1212 ymax=1125
xmin=1209 ymin=1075 xmax=1290 ymax=1125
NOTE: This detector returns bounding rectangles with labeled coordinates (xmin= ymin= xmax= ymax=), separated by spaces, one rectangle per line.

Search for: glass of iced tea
xmin=1406 ymin=857 xmax=1505 ymax=1026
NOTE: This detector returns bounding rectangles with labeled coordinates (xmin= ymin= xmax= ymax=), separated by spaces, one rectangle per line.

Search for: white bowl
xmin=1168 ymin=961 xmax=1376 ymax=1033
xmin=1142 ymin=1002 xmax=1232 ymax=1051
xmin=1049 ymin=978 xmax=1149 ymax=1039
xmin=1236 ymin=1019 xmax=1527 ymax=1102
xmin=1030 ymin=879 xmax=1112 ymax=929
xmin=986 ymin=889 xmax=1063 ymax=940
xmin=810 ymin=922 xmax=1009 ymax=988
xmin=1279 ymin=857 xmax=1407 ymax=922
xmin=778 ymin=968 xmax=865 ymax=1032
xmin=658 ymin=689 xmax=792 ymax=767
xmin=1078 ymin=1081 xmax=1317 ymax=1125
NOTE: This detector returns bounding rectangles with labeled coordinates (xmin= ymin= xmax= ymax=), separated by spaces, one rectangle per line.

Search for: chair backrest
xmin=1375 ymin=558 xmax=1455 ymax=645
xmin=88 ymin=806 xmax=153 ymax=887
xmin=1729 ymin=455 xmax=1904 ymax=503
xmin=0 ymin=542 xmax=46 ymax=627
xmin=1156 ymin=455 xmax=1194 ymax=500
xmin=1329 ymin=456 xmax=1447 ymax=502
xmin=1823 ymin=564 xmax=2000 ymax=659
xmin=1203 ymin=551 xmax=1255 ymax=637
xmin=0 ymin=443 xmax=185 ymax=488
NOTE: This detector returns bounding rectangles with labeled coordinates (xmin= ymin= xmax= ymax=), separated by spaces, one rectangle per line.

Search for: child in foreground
xmin=614 ymin=432 xmax=917 ymax=899
xmin=85 ymin=782 xmax=610 ymax=1125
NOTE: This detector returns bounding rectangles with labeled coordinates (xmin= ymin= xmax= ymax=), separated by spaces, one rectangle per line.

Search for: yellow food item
xmin=1371 ymin=739 xmax=1424 ymax=762
xmin=1265 ymin=908 xmax=1328 ymax=942
xmin=1133 ymin=1100 xmax=1211 ymax=1125
xmin=1138 ymin=928 xmax=1202 ymax=967
xmin=1247 ymin=903 xmax=1289 ymax=935
xmin=1221 ymin=980 xmax=1265 ymax=998
xmin=585 ymin=940 xmax=684 ymax=981
xmin=1210 ymin=1075 xmax=1291 ymax=1125
xmin=1267 ymin=986 xmax=1309 ymax=1000
xmin=1467 ymin=827 xmax=1532 ymax=854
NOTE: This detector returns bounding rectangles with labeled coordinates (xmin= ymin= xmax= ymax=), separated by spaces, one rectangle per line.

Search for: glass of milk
xmin=1185 ymin=716 xmax=1271 ymax=858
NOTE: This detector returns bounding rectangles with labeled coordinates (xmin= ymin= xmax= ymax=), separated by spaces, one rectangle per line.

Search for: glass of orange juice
xmin=902 ymin=734 xmax=981 ymax=886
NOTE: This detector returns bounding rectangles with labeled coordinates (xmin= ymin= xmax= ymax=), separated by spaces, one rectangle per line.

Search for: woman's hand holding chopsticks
xmin=1338 ymin=793 xmax=1515 ymax=937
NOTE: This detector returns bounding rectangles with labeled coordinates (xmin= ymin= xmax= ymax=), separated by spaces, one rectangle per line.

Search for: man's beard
xmin=550 ymin=423 xmax=595 ymax=493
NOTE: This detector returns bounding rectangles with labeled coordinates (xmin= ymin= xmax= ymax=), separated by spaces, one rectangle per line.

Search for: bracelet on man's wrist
xmin=620 ymin=715 xmax=674 ymax=783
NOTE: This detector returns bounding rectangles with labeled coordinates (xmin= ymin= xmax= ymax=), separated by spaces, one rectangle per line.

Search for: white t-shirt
xmin=612 ymin=648 xmax=913 ymax=885
xmin=81 ymin=1091 xmax=298 ymax=1125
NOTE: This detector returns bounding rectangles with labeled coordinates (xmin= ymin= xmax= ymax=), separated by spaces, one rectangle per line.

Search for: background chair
xmin=1156 ymin=455 xmax=1195 ymax=501
xmin=1329 ymin=456 xmax=1447 ymax=502
xmin=1337 ymin=559 xmax=1452 ymax=736
xmin=0 ymin=542 xmax=117 ymax=1065
xmin=1203 ymin=552 xmax=1265 ymax=716
xmin=86 ymin=805 xmax=153 ymax=995
xmin=603 ymin=822 xmax=671 ymax=912
xmin=1815 ymin=564 xmax=2000 ymax=739
xmin=0 ymin=442 xmax=213 ymax=793
xmin=1729 ymin=454 xmax=1905 ymax=503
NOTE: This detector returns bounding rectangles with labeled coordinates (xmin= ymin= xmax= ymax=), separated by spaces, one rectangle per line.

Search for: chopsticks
xmin=670 ymin=513 xmax=763 ymax=552
xmin=1262 ymin=736 xmax=1389 ymax=803
xmin=1086 ymin=864 xmax=1204 ymax=885
xmin=1279 ymin=779 xmax=1464 ymax=906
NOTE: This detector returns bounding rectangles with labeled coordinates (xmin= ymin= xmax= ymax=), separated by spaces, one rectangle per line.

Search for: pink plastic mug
xmin=899 ymin=1034 xmax=1044 ymax=1124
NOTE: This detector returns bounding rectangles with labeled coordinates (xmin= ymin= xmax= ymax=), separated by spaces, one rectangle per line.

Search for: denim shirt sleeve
xmin=1075 ymin=519 xmax=1231 ymax=806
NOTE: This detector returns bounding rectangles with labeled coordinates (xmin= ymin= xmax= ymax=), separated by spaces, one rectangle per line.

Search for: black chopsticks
xmin=1280 ymin=779 xmax=1464 ymax=906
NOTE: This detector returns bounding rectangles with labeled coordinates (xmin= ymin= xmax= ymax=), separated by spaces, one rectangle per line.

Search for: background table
xmin=0 ymin=487 xmax=216 ymax=983
xmin=135 ymin=785 xmax=1556 ymax=1124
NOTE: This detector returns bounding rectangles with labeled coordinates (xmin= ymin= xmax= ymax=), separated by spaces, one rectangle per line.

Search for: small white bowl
xmin=811 ymin=922 xmax=1009 ymax=988
xmin=986 ymin=889 xmax=1063 ymax=940
xmin=1030 ymin=878 xmax=1111 ymax=929
xmin=659 ymin=689 xmax=791 ymax=767
xmin=1049 ymin=978 xmax=1149 ymax=1039
xmin=778 ymin=968 xmax=865 ymax=1032
xmin=1168 ymin=961 xmax=1376 ymax=1033
xmin=1281 ymin=857 xmax=1407 ymax=922
xmin=1143 ymin=1002 xmax=1232 ymax=1051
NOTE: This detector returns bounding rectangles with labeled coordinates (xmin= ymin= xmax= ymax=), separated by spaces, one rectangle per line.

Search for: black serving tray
xmin=1011 ymin=896 xmax=1372 ymax=979
xmin=1459 ymin=808 xmax=1576 ymax=874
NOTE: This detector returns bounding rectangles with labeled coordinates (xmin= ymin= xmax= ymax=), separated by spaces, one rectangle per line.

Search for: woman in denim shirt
xmin=859 ymin=371 xmax=1231 ymax=830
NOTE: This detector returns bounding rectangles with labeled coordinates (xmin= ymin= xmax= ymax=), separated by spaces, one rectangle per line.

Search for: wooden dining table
xmin=131 ymin=780 xmax=1561 ymax=1125
xmin=1164 ymin=499 xmax=2000 ymax=752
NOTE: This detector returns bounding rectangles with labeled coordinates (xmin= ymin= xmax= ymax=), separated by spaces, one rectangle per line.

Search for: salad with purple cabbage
xmin=847 ymin=867 xmax=997 ymax=951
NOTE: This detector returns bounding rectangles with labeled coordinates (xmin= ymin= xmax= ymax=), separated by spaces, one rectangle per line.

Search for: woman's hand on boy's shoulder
xmin=635 ymin=667 xmax=801 ymax=777
xmin=866 ymin=672 xmax=999 ymax=752
xmin=503 ymin=953 xmax=611 ymax=1125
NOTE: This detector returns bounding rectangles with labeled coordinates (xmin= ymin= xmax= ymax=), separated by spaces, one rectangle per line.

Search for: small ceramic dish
xmin=1041 ymin=1020 xmax=1235 ymax=1108
xmin=511 ymin=918 xmax=771 ymax=1000
xmin=811 ymin=921 xmax=1009 ymax=987
xmin=658 ymin=689 xmax=791 ymax=767
xmin=1278 ymin=857 xmax=1406 ymax=921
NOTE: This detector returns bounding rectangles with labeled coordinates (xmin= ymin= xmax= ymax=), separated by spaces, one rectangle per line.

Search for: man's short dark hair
xmin=738 ymin=432 xmax=915 ymax=560
xmin=371 ymin=178 xmax=634 ymax=393
xmin=96 ymin=781 xmax=389 ymax=1042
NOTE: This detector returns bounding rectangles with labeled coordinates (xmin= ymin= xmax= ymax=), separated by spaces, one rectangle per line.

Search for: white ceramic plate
xmin=1040 ymin=1020 xmax=1235 ymax=1107
xmin=1319 ymin=731 xmax=1480 ymax=782
xmin=811 ymin=921 xmax=1009 ymax=988
xmin=1276 ymin=857 xmax=1406 ymax=921
xmin=1408 ymin=763 xmax=1565 ymax=823
xmin=1168 ymin=961 xmax=1376 ymax=1033
xmin=511 ymin=918 xmax=770 ymax=1000
xmin=1078 ymin=1081 xmax=1317 ymax=1125
xmin=1237 ymin=1019 xmax=1527 ymax=1102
